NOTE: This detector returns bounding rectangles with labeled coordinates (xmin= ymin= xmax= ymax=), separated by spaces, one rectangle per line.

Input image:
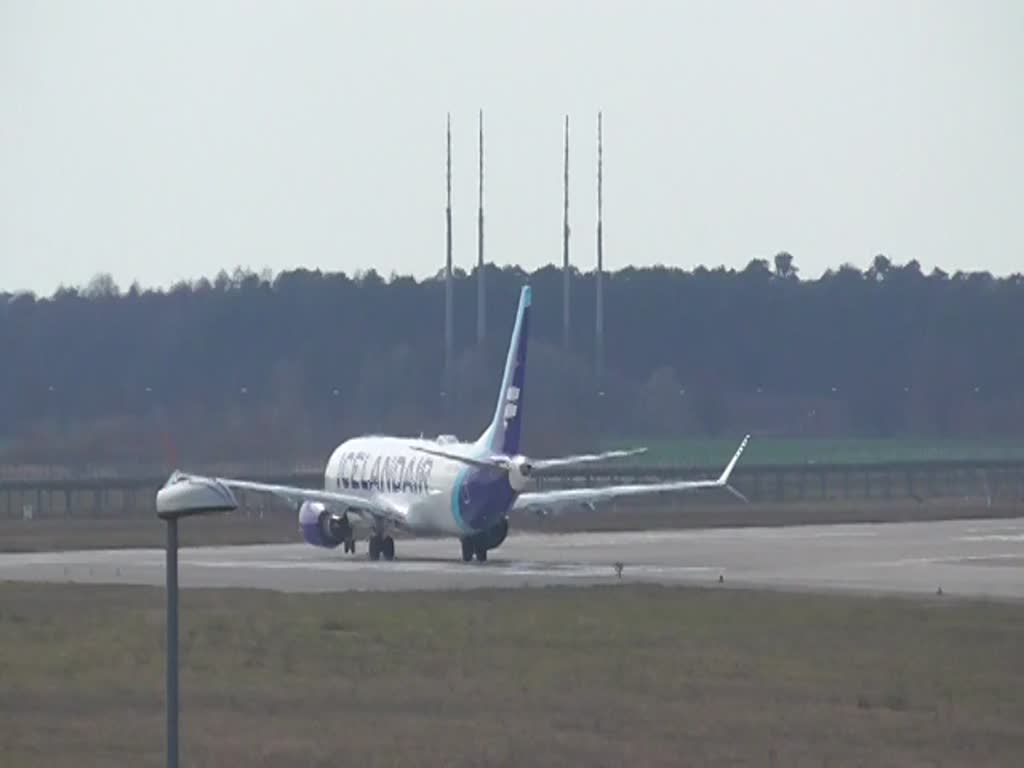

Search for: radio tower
xmin=444 ymin=114 xmax=454 ymax=408
xmin=562 ymin=115 xmax=571 ymax=351
xmin=595 ymin=111 xmax=605 ymax=390
xmin=477 ymin=109 xmax=486 ymax=347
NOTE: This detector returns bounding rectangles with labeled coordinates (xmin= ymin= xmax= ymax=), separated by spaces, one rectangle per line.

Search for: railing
xmin=1 ymin=459 xmax=1022 ymax=519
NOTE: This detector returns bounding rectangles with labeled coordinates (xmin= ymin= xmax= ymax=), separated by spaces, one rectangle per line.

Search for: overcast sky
xmin=2 ymin=0 xmax=1021 ymax=295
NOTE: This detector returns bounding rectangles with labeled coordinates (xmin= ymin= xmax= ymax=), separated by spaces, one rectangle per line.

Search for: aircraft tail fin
xmin=476 ymin=285 xmax=531 ymax=456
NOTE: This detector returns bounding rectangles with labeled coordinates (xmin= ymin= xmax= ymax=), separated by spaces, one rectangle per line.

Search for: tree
xmin=4 ymin=257 xmax=1024 ymax=465
xmin=868 ymin=254 xmax=893 ymax=282
xmin=84 ymin=273 xmax=120 ymax=298
xmin=773 ymin=252 xmax=798 ymax=280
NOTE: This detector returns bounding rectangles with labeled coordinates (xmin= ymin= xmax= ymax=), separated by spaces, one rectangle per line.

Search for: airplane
xmin=158 ymin=285 xmax=750 ymax=562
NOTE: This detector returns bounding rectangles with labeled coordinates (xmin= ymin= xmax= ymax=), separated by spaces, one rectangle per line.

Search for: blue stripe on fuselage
xmin=450 ymin=465 xmax=473 ymax=534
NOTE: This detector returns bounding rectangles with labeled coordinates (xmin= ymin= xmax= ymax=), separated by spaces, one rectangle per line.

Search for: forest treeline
xmin=2 ymin=254 xmax=1023 ymax=466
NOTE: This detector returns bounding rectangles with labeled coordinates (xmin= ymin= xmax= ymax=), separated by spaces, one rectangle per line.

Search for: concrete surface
xmin=1 ymin=517 xmax=1023 ymax=599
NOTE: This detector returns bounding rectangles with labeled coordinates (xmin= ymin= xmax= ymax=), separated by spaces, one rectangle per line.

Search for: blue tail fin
xmin=476 ymin=285 xmax=531 ymax=456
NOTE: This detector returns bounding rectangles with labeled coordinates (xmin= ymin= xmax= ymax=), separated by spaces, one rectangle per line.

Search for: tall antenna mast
xmin=562 ymin=114 xmax=571 ymax=351
xmin=444 ymin=113 xmax=454 ymax=407
xmin=595 ymin=111 xmax=604 ymax=390
xmin=477 ymin=109 xmax=486 ymax=346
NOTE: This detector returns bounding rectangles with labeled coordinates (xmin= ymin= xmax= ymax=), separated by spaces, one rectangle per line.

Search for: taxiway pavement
xmin=1 ymin=517 xmax=1023 ymax=599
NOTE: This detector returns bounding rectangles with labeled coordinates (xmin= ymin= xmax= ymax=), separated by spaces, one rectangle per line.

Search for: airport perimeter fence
xmin=1 ymin=459 xmax=1023 ymax=521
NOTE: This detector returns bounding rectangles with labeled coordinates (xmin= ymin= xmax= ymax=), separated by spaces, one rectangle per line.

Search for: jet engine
xmin=504 ymin=456 xmax=533 ymax=491
xmin=298 ymin=501 xmax=351 ymax=549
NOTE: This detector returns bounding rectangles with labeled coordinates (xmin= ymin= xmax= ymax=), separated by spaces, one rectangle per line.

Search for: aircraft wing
xmin=165 ymin=472 xmax=409 ymax=526
xmin=512 ymin=435 xmax=750 ymax=513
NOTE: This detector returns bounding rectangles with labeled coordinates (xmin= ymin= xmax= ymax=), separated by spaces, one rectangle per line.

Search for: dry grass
xmin=1 ymin=583 xmax=1023 ymax=766
xmin=0 ymin=515 xmax=295 ymax=553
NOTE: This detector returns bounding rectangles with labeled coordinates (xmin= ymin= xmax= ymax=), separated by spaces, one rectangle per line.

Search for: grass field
xmin=0 ymin=515 xmax=298 ymax=553
xmin=0 ymin=583 xmax=1022 ymax=767
xmin=603 ymin=437 xmax=1024 ymax=467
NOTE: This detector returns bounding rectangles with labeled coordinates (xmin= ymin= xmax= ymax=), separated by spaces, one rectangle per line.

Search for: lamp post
xmin=156 ymin=473 xmax=237 ymax=768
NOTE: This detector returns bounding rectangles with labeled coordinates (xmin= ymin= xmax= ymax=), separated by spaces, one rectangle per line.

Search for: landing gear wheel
xmin=368 ymin=535 xmax=381 ymax=561
xmin=382 ymin=536 xmax=395 ymax=561
xmin=474 ymin=541 xmax=488 ymax=563
xmin=461 ymin=538 xmax=474 ymax=563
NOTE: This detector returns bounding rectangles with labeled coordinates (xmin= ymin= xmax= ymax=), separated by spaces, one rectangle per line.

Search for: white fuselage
xmin=323 ymin=436 xmax=483 ymax=537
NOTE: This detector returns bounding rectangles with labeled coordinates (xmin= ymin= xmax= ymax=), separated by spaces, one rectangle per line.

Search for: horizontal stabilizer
xmin=532 ymin=447 xmax=647 ymax=471
xmin=411 ymin=445 xmax=503 ymax=471
xmin=412 ymin=445 xmax=648 ymax=474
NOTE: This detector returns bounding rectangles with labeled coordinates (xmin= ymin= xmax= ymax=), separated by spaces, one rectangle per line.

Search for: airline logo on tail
xmin=477 ymin=285 xmax=530 ymax=456
xmin=503 ymin=385 xmax=520 ymax=427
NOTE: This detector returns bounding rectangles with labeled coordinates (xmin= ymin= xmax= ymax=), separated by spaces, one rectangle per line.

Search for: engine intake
xmin=298 ymin=502 xmax=351 ymax=548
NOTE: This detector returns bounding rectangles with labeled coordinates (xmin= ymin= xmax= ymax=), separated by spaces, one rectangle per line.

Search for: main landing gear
xmin=368 ymin=534 xmax=395 ymax=562
xmin=460 ymin=535 xmax=488 ymax=563
xmin=460 ymin=519 xmax=507 ymax=564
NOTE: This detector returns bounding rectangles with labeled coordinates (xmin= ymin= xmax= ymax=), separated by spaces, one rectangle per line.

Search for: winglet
xmin=724 ymin=484 xmax=749 ymax=504
xmin=717 ymin=434 xmax=750 ymax=485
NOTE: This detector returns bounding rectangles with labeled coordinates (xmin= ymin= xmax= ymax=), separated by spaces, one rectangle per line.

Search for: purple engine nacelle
xmin=298 ymin=501 xmax=351 ymax=548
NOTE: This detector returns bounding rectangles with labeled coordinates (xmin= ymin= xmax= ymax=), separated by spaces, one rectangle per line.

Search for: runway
xmin=1 ymin=517 xmax=1023 ymax=599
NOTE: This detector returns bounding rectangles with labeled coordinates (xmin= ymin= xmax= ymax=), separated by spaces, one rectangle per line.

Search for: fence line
xmin=2 ymin=459 xmax=1022 ymax=519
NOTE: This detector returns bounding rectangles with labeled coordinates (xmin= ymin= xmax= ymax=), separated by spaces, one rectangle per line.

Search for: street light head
xmin=157 ymin=472 xmax=238 ymax=520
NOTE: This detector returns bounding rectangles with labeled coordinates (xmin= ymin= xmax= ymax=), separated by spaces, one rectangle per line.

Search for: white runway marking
xmin=959 ymin=534 xmax=1024 ymax=542
xmin=867 ymin=553 xmax=1024 ymax=567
